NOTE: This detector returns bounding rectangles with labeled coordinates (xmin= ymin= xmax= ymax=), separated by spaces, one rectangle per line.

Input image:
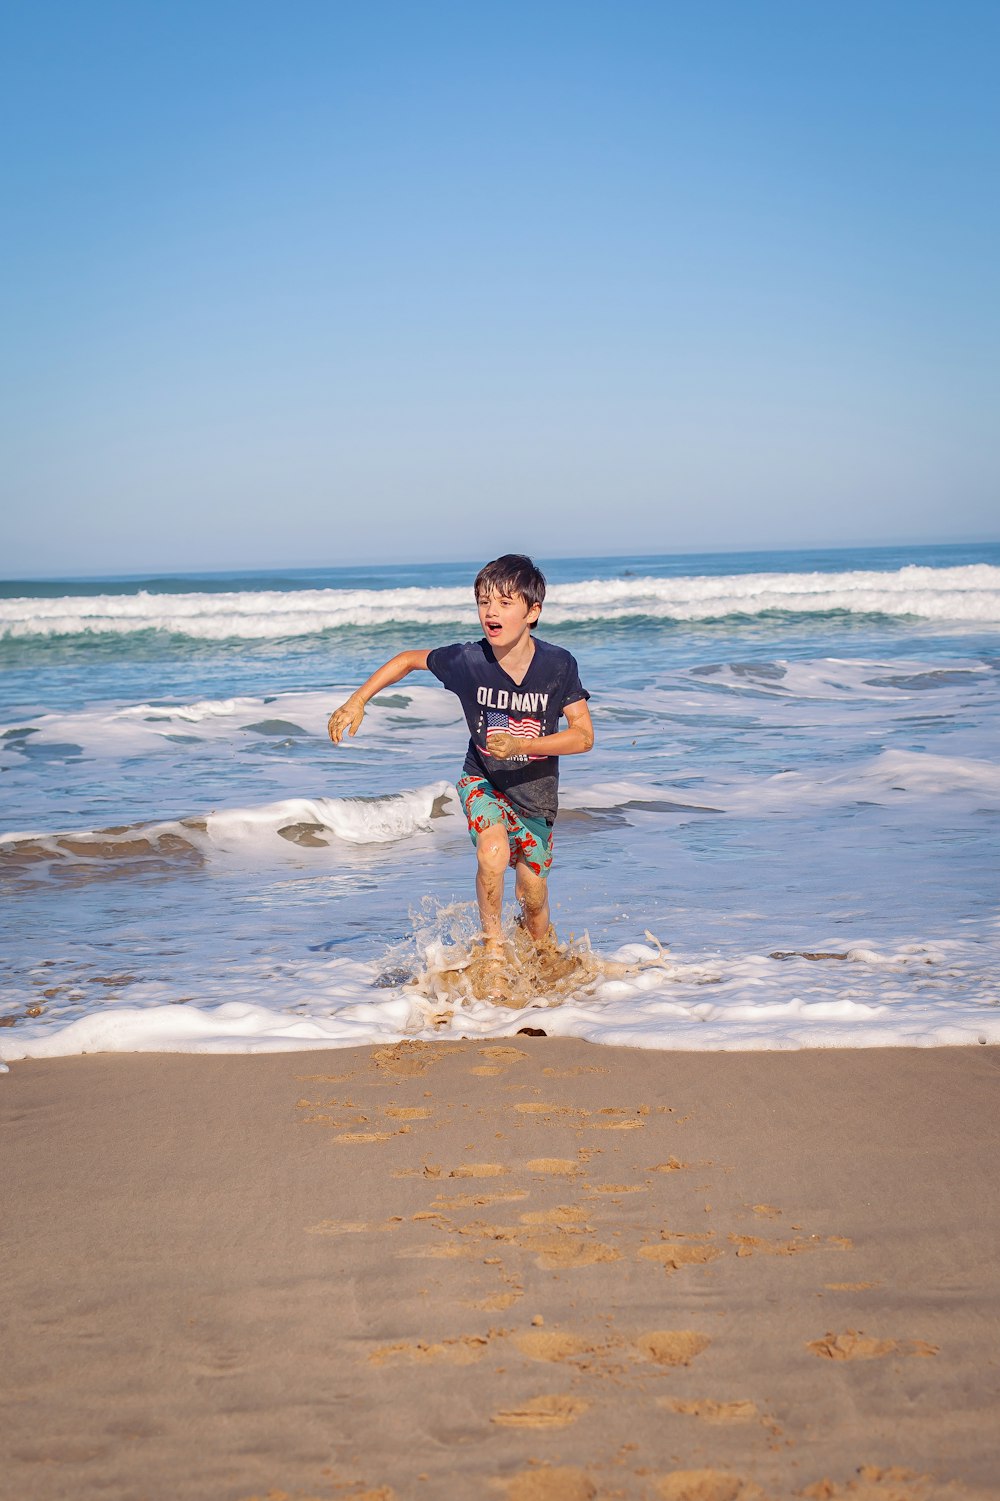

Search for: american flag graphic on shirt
xmin=485 ymin=709 xmax=544 ymax=760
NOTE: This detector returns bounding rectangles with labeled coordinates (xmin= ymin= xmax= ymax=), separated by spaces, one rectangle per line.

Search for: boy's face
xmin=477 ymin=588 xmax=541 ymax=649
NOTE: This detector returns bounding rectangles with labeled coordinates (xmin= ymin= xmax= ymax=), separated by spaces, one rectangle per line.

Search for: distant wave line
xmin=1 ymin=565 xmax=999 ymax=639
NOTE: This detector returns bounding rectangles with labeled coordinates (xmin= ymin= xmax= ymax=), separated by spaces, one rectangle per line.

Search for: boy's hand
xmin=327 ymin=693 xmax=365 ymax=744
xmin=486 ymin=732 xmax=521 ymax=760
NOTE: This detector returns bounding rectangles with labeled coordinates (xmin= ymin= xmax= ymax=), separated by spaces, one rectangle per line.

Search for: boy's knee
xmin=476 ymin=828 xmax=509 ymax=874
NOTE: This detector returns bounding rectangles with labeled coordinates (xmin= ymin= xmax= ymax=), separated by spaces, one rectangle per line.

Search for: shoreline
xmin=4 ymin=1040 xmax=999 ymax=1500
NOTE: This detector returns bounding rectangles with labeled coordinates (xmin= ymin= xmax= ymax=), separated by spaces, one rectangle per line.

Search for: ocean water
xmin=2 ymin=542 xmax=999 ymax=1061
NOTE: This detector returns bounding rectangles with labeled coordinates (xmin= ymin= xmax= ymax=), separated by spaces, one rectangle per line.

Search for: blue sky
xmin=3 ymin=0 xmax=998 ymax=576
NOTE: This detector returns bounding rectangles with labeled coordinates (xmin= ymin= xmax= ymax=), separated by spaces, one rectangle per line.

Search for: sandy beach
xmin=4 ymin=1040 xmax=999 ymax=1501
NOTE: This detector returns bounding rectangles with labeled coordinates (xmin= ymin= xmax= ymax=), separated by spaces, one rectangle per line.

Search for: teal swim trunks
xmin=456 ymin=775 xmax=554 ymax=879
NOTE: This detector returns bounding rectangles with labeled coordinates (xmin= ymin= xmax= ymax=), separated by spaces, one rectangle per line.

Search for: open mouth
xmin=486 ymin=622 xmax=502 ymax=637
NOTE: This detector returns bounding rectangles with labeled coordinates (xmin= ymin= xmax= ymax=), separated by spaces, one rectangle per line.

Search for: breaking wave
xmin=2 ymin=564 xmax=999 ymax=641
xmin=0 ymin=782 xmax=455 ymax=882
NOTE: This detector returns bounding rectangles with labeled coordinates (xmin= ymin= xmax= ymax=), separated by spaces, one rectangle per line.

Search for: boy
xmin=327 ymin=554 xmax=594 ymax=966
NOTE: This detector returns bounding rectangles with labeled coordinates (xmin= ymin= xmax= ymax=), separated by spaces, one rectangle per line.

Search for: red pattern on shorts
xmin=456 ymin=776 xmax=553 ymax=877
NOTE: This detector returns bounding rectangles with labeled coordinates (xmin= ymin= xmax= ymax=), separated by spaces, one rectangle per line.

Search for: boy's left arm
xmin=489 ymin=699 xmax=594 ymax=760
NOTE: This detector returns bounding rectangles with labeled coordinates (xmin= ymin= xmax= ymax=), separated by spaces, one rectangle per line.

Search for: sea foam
xmin=3 ymin=931 xmax=998 ymax=1061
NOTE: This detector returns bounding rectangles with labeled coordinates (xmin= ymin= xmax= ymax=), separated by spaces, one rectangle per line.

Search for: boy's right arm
xmin=327 ymin=650 xmax=431 ymax=743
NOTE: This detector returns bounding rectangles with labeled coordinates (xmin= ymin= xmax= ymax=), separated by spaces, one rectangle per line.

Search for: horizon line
xmin=3 ymin=536 xmax=999 ymax=587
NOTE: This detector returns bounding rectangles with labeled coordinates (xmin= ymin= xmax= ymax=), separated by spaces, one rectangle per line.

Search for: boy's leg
xmin=458 ymin=777 xmax=552 ymax=951
xmin=475 ymin=825 xmax=510 ymax=950
xmin=514 ymin=859 xmax=550 ymax=942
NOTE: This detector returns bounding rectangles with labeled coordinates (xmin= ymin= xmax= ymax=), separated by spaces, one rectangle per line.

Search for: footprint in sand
xmin=459 ymin=1219 xmax=619 ymax=1270
xmin=635 ymin=1331 xmax=711 ymax=1367
xmin=798 ymin=1465 xmax=978 ymax=1499
xmin=526 ymin=1158 xmax=579 ymax=1176
xmin=518 ymin=1205 xmax=587 ymax=1226
xmin=298 ymin=1113 xmax=367 ymax=1127
xmin=513 ymin=1330 xmax=599 ymax=1363
xmin=638 ymin=1240 xmax=722 ymax=1273
xmin=512 ymin=1328 xmax=710 ymax=1370
xmin=432 ymin=1190 xmax=528 ymax=1209
xmin=655 ymin=1471 xmax=765 ymax=1501
xmin=590 ymin=1108 xmax=646 ymax=1131
xmin=333 ymin=1131 xmax=395 ymax=1144
xmin=584 ymin=1183 xmax=649 ymax=1195
xmin=514 ymin=1101 xmax=577 ymax=1116
xmin=295 ymin=1094 xmax=364 ymax=1109
xmin=515 ymin=1233 xmax=618 ymax=1271
xmin=398 ymin=1204 xmax=617 ymax=1271
xmin=807 ymin=1330 xmax=938 ymax=1360
xmin=469 ymin=1289 xmax=524 ymax=1312
xmin=368 ymin=1333 xmax=497 ymax=1366
xmin=660 ymin=1398 xmax=760 ymax=1423
xmin=448 ymin=1163 xmax=510 ymax=1178
xmin=372 ymin=1042 xmax=447 ymax=1077
xmin=491 ymin=1395 xmax=588 ymax=1428
xmin=729 ymin=1233 xmax=853 ymax=1257
xmin=502 ymin=1466 xmax=597 ymax=1501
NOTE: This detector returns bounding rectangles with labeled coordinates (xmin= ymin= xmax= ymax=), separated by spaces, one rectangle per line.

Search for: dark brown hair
xmin=474 ymin=554 xmax=546 ymax=627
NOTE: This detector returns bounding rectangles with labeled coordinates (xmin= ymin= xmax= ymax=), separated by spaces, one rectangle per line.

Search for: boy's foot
xmin=512 ymin=921 xmax=578 ymax=984
xmin=470 ymin=940 xmax=513 ymax=1003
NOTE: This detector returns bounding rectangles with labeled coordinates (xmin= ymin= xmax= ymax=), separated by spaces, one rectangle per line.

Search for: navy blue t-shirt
xmin=426 ymin=637 xmax=589 ymax=823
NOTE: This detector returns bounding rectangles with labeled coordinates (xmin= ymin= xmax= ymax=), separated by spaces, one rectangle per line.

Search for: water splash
xmin=378 ymin=898 xmax=671 ymax=1016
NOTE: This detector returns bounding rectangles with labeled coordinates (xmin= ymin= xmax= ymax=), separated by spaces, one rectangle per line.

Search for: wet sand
xmin=3 ymin=1040 xmax=999 ymax=1501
